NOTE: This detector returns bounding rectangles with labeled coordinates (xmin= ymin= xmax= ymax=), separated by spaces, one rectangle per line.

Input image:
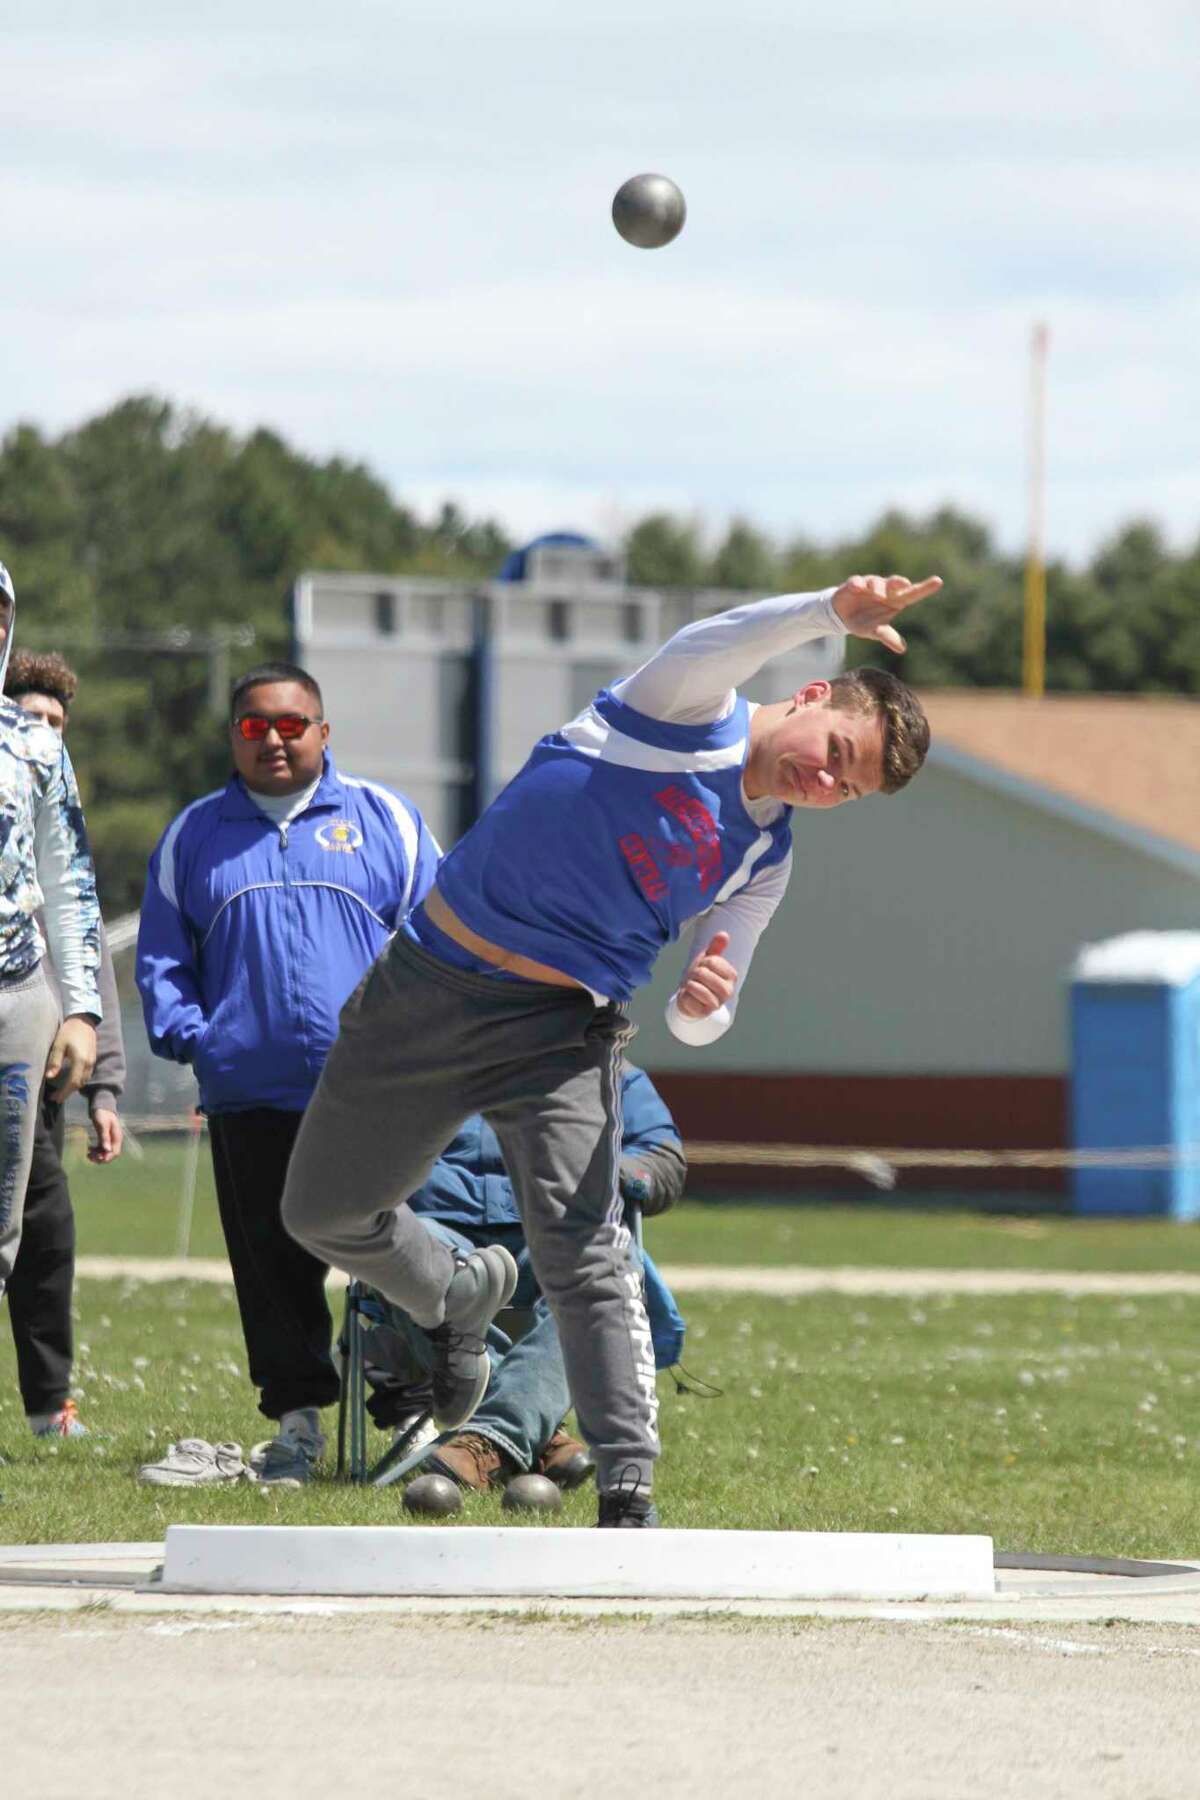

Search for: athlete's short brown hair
xmin=827 ymin=666 xmax=930 ymax=795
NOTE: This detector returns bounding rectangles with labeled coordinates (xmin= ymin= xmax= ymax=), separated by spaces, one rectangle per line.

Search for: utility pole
xmin=1022 ymin=321 xmax=1050 ymax=698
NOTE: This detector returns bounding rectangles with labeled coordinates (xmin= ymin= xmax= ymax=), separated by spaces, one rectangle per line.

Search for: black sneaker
xmin=596 ymin=1478 xmax=660 ymax=1528
xmin=427 ymin=1245 xmax=518 ymax=1431
xmin=364 ymin=1370 xmax=435 ymax=1432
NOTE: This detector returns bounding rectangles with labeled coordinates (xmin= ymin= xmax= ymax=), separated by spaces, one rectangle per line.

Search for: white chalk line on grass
xmin=74 ymin=1256 xmax=1200 ymax=1297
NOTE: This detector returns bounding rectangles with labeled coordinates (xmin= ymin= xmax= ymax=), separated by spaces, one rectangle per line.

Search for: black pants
xmin=6 ymin=1101 xmax=74 ymax=1416
xmin=208 ymin=1108 xmax=340 ymax=1421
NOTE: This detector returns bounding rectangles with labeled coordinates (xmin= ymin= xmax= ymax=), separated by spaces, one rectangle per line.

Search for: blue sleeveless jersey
xmin=434 ymin=687 xmax=793 ymax=1001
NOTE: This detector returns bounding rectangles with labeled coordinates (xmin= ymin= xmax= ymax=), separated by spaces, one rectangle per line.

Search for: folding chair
xmin=336 ymin=1207 xmax=644 ymax=1488
xmin=335 ymin=1280 xmax=435 ymax=1486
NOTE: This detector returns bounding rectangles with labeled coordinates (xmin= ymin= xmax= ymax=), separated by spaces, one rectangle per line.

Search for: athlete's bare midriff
xmin=423 ymin=886 xmax=588 ymax=991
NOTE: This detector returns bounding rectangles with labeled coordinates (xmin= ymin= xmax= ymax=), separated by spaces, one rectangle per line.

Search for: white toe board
xmin=159 ymin=1525 xmax=995 ymax=1601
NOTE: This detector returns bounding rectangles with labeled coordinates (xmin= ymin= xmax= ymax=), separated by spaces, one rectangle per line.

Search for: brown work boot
xmin=537 ymin=1429 xmax=594 ymax=1491
xmin=426 ymin=1432 xmax=515 ymax=1493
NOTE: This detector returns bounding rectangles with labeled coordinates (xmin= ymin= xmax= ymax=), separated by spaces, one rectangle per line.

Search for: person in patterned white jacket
xmin=136 ymin=661 xmax=440 ymax=1488
xmin=0 ymin=561 xmax=102 ymax=1305
xmin=3 ymin=647 xmax=126 ymax=1441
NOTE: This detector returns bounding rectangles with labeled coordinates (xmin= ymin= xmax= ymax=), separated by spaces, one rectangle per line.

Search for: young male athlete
xmin=283 ymin=573 xmax=940 ymax=1526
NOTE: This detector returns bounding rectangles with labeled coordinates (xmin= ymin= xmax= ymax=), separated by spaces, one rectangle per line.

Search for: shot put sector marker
xmin=158 ymin=1525 xmax=995 ymax=1601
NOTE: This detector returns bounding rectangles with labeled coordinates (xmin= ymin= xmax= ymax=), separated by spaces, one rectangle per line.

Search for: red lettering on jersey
xmin=654 ymin=786 xmax=723 ymax=892
xmin=619 ymin=833 xmax=668 ymax=903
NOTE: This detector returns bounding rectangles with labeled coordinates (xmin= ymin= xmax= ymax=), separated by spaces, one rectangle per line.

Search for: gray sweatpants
xmin=0 ymin=964 xmax=60 ymax=1296
xmin=282 ymin=934 xmax=660 ymax=1492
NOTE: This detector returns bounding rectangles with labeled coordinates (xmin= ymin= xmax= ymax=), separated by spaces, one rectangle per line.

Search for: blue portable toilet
xmin=1070 ymin=932 xmax=1200 ymax=1219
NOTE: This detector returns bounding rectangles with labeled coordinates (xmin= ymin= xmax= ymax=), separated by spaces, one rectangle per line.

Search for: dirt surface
xmin=7 ymin=1610 xmax=1200 ymax=1798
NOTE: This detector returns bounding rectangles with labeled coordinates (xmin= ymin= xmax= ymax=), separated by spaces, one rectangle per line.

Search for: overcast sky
xmin=4 ymin=0 xmax=1198 ymax=562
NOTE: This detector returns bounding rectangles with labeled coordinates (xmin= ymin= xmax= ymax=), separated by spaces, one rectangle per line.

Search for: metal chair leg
xmin=336 ymin=1280 xmax=370 ymax=1483
xmin=367 ymin=1410 xmax=436 ymax=1488
xmin=350 ymin=1287 xmax=368 ymax=1483
xmin=335 ymin=1283 xmax=353 ymax=1479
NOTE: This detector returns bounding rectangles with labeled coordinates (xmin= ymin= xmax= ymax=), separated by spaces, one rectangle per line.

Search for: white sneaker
xmin=249 ymin=1426 xmax=326 ymax=1488
xmin=367 ymin=1415 xmax=440 ymax=1490
xmin=393 ymin=1412 xmax=439 ymax=1457
xmin=138 ymin=1439 xmax=248 ymax=1486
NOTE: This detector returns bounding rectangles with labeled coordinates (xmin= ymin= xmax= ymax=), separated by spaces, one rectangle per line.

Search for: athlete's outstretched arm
xmin=615 ymin=575 xmax=941 ymax=727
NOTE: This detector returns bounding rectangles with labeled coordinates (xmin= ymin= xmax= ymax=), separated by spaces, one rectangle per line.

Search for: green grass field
xmin=1 ymin=1276 xmax=1198 ymax=1557
xmin=1 ymin=1132 xmax=1195 ymax=1556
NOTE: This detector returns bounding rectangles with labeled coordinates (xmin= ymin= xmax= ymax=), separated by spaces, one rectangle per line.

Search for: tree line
xmin=625 ymin=510 xmax=1200 ymax=694
xmin=1 ymin=395 xmax=1195 ymax=916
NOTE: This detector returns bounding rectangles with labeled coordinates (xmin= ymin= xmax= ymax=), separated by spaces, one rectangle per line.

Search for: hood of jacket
xmin=0 ymin=560 xmax=16 ymax=690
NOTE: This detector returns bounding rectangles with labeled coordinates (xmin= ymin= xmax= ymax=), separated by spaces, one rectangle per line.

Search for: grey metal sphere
xmin=611 ymin=173 xmax=687 ymax=249
xmin=403 ymin=1472 xmax=464 ymax=1517
xmin=501 ymin=1473 xmax=563 ymax=1514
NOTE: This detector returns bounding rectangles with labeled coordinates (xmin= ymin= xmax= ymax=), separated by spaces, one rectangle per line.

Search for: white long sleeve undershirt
xmin=611 ymin=588 xmax=846 ymax=1045
xmin=613 ymin=585 xmax=844 ymax=724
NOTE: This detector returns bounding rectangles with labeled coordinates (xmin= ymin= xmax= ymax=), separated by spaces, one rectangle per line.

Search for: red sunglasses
xmin=234 ymin=712 xmax=321 ymax=743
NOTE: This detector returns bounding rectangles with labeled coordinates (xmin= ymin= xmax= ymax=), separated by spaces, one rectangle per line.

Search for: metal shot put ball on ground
xmin=502 ymin=1474 xmax=563 ymax=1515
xmin=402 ymin=1471 xmax=564 ymax=1518
xmin=403 ymin=1473 xmax=463 ymax=1518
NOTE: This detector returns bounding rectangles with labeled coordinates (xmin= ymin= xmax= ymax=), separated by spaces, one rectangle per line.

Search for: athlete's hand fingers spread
xmin=833 ymin=573 xmax=942 ymax=646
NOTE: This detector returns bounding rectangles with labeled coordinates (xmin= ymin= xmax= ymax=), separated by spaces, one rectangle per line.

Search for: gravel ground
xmin=7 ymin=1610 xmax=1200 ymax=1799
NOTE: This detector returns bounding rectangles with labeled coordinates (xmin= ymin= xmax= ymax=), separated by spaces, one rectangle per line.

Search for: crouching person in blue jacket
xmin=135 ymin=662 xmax=441 ymax=1488
xmin=363 ymin=1061 xmax=687 ymax=1493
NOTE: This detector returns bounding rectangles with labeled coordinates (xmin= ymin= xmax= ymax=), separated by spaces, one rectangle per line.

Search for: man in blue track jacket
xmin=136 ymin=661 xmax=441 ymax=1486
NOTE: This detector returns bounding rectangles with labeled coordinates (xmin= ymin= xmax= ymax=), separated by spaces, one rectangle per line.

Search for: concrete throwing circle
xmin=2 ymin=1541 xmax=1200 ymax=1624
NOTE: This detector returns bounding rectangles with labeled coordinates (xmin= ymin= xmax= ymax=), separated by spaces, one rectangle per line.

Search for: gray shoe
xmin=428 ymin=1245 xmax=518 ymax=1431
xmin=138 ymin=1439 xmax=248 ymax=1487
xmin=249 ymin=1426 xmax=326 ymax=1489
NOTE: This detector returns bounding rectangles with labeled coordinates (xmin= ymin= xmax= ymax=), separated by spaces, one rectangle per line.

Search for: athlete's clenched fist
xmin=675 ymin=930 xmax=737 ymax=1020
